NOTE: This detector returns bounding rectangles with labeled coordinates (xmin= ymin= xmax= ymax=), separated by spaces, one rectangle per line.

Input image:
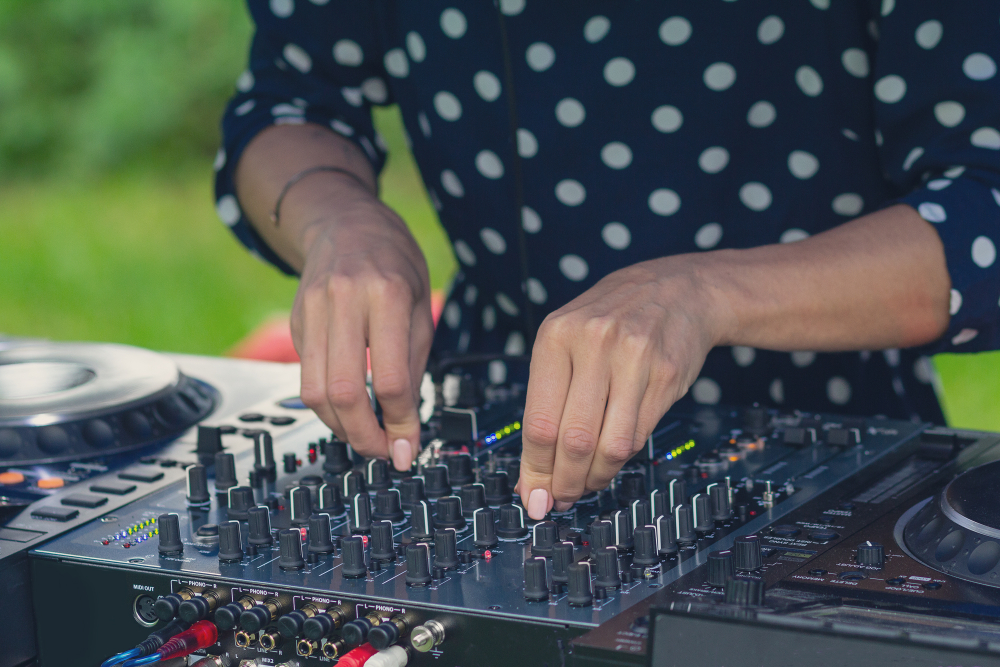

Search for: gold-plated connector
xmin=322 ymin=638 xmax=346 ymax=659
xmin=324 ymin=602 xmax=354 ymax=629
xmin=296 ymin=638 xmax=319 ymax=657
xmin=234 ymin=630 xmax=255 ymax=648
xmin=258 ymin=630 xmax=282 ymax=651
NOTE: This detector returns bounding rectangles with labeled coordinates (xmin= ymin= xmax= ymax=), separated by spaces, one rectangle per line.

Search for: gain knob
xmin=370 ymin=520 xmax=396 ymax=562
xmin=323 ymin=439 xmax=352 ymax=474
xmin=673 ymin=504 xmax=697 ymax=545
xmin=649 ymin=490 xmax=667 ymax=520
xmin=631 ymin=499 xmax=652 ymax=531
xmin=667 ymin=479 xmax=687 ymax=511
xmin=405 ymin=543 xmax=432 ymax=586
xmin=435 ymin=496 xmax=467 ymax=530
xmin=709 ymin=483 xmax=733 ymax=521
xmin=692 ymin=493 xmax=714 ymax=533
xmin=434 ymin=529 xmax=460 ymax=569
xmin=399 ymin=477 xmax=427 ymax=512
xmin=366 ymin=458 xmax=392 ymax=491
xmin=247 ymin=506 xmax=273 ymax=548
xmin=589 ymin=520 xmax=614 ymax=553
xmin=349 ymin=493 xmax=372 ymax=533
xmin=857 ymin=541 xmax=885 ymax=569
xmin=552 ymin=541 xmax=574 ymax=584
xmin=484 ymin=472 xmax=513 ymax=506
xmin=459 ymin=483 xmax=487 ymax=517
xmin=707 ymin=550 xmax=735 ymax=587
xmin=185 ymin=464 xmax=211 ymax=507
xmin=307 ymin=513 xmax=335 ymax=555
xmin=617 ymin=472 xmax=646 ymax=506
xmin=531 ymin=521 xmax=558 ymax=557
xmin=290 ymin=486 xmax=313 ymax=527
xmin=373 ymin=489 xmax=405 ymax=524
xmin=446 ymin=453 xmax=475 ymax=486
xmin=278 ymin=528 xmax=305 ymax=570
xmin=227 ymin=486 xmax=254 ymax=521
xmin=567 ymin=562 xmax=594 ymax=606
xmin=340 ymin=535 xmax=367 ymax=578
xmin=157 ymin=513 xmax=183 ymax=555
xmin=319 ymin=483 xmax=345 ymax=516
xmin=496 ymin=504 xmax=528 ymax=540
xmin=423 ymin=465 xmax=452 ymax=498
xmin=612 ymin=510 xmax=634 ymax=549
xmin=594 ymin=547 xmax=621 ymax=589
xmin=733 ymin=535 xmax=763 ymax=572
xmin=214 ymin=452 xmax=238 ymax=499
xmin=523 ymin=557 xmax=549 ymax=601
xmin=218 ymin=520 xmax=244 ymax=562
xmin=473 ymin=507 xmax=498 ymax=548
xmin=632 ymin=526 xmax=659 ymax=567
xmin=656 ymin=515 xmax=679 ymax=557
xmin=342 ymin=470 xmax=367 ymax=501
xmin=409 ymin=500 xmax=435 ymax=541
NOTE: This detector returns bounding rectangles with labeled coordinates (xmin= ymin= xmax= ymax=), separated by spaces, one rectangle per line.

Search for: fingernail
xmin=527 ymin=488 xmax=549 ymax=520
xmin=391 ymin=438 xmax=412 ymax=471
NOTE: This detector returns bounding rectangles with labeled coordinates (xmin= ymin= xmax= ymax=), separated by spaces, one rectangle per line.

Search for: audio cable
xmin=120 ymin=620 xmax=218 ymax=667
xmin=100 ymin=618 xmax=192 ymax=667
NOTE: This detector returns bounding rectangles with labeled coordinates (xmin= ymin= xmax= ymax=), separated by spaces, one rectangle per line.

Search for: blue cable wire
xmin=101 ymin=648 xmax=140 ymax=667
xmin=122 ymin=654 xmax=161 ymax=667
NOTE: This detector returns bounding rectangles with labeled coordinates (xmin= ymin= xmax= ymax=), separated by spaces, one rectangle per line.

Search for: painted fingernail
xmin=527 ymin=488 xmax=549 ymax=520
xmin=391 ymin=438 xmax=412 ymax=471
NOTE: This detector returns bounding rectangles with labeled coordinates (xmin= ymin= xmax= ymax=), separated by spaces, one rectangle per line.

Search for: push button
xmin=90 ymin=481 xmax=137 ymax=495
xmin=37 ymin=477 xmax=65 ymax=489
xmin=61 ymin=493 xmax=109 ymax=509
xmin=31 ymin=506 xmax=79 ymax=522
xmin=119 ymin=469 xmax=164 ymax=483
xmin=0 ymin=472 xmax=25 ymax=485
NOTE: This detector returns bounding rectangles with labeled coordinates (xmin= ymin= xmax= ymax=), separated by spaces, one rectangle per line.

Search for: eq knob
xmin=594 ymin=547 xmax=621 ymax=589
xmin=405 ymin=543 xmax=433 ymax=586
xmin=649 ymin=490 xmax=668 ymax=520
xmin=496 ymin=503 xmax=528 ymax=540
xmin=278 ymin=528 xmax=305 ymax=570
xmin=667 ymin=479 xmax=687 ymax=511
xmin=342 ymin=470 xmax=367 ymax=501
xmin=399 ymin=477 xmax=428 ymax=512
xmin=459 ymin=483 xmax=487 ymax=517
xmin=531 ymin=521 xmax=559 ymax=557
xmin=692 ymin=493 xmax=714 ymax=533
xmin=227 ymin=486 xmax=254 ymax=521
xmin=185 ymin=465 xmax=211 ymax=507
xmin=707 ymin=550 xmax=735 ymax=587
xmin=523 ymin=558 xmax=549 ymax=601
xmin=447 ymin=453 xmax=476 ymax=486
xmin=589 ymin=520 xmax=614 ymax=553
xmin=656 ymin=515 xmax=679 ymax=557
xmin=473 ymin=508 xmax=498 ymax=548
xmin=857 ymin=541 xmax=885 ymax=569
xmin=373 ymin=489 xmax=405 ymax=524
xmin=567 ymin=562 xmax=594 ymax=606
xmin=218 ymin=520 xmax=244 ymax=562
xmin=733 ymin=535 xmax=763 ymax=572
xmin=214 ymin=452 xmax=238 ymax=498
xmin=423 ymin=465 xmax=452 ymax=498
xmin=410 ymin=500 xmax=435 ymax=541
xmin=290 ymin=486 xmax=313 ymax=526
xmin=340 ymin=536 xmax=367 ymax=578
xmin=631 ymin=499 xmax=653 ymax=531
xmin=435 ymin=496 xmax=467 ymax=530
xmin=366 ymin=458 xmax=392 ymax=491
xmin=319 ymin=483 xmax=345 ymax=516
xmin=157 ymin=513 xmax=183 ymax=555
xmin=307 ymin=513 xmax=335 ymax=555
xmin=618 ymin=472 xmax=646 ymax=506
xmin=673 ymin=504 xmax=697 ymax=545
xmin=349 ymin=493 xmax=373 ymax=533
xmin=370 ymin=520 xmax=396 ymax=562
xmin=247 ymin=506 xmax=273 ymax=548
xmin=710 ymin=483 xmax=733 ymax=521
xmin=323 ymin=439 xmax=352 ymax=474
xmin=552 ymin=541 xmax=574 ymax=584
xmin=484 ymin=472 xmax=513 ymax=506
xmin=632 ymin=526 xmax=659 ymax=567
xmin=252 ymin=431 xmax=277 ymax=482
xmin=434 ymin=529 xmax=460 ymax=569
xmin=612 ymin=510 xmax=634 ymax=549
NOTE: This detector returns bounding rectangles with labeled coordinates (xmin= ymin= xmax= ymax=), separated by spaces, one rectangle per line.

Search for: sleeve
xmin=873 ymin=1 xmax=1000 ymax=353
xmin=213 ymin=0 xmax=393 ymax=276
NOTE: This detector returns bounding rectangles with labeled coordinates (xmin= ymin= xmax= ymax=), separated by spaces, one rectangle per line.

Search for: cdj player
xmin=5 ymin=340 xmax=1000 ymax=667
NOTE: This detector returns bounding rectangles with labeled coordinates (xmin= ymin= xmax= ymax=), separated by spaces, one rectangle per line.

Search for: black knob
xmin=323 ymin=439 xmax=352 ymax=474
xmin=434 ymin=529 xmax=460 ymax=569
xmin=632 ymin=526 xmax=659 ymax=566
xmin=366 ymin=458 xmax=392 ymax=491
xmin=342 ymin=618 xmax=373 ymax=648
xmin=399 ymin=477 xmax=428 ymax=512
xmin=318 ymin=482 xmax=345 ymax=516
xmin=743 ymin=406 xmax=769 ymax=436
xmin=368 ymin=621 xmax=401 ymax=650
xmin=435 ymin=496 xmax=466 ymax=530
xmin=523 ymin=557 xmax=549 ymax=601
xmin=278 ymin=609 xmax=311 ymax=638
xmin=348 ymin=493 xmax=373 ymax=533
xmin=631 ymin=498 xmax=653 ymax=532
xmin=405 ymin=543 xmax=432 ymax=586
xmin=196 ymin=425 xmax=224 ymax=463
xmin=733 ymin=535 xmax=763 ymax=571
xmin=552 ymin=541 xmax=574 ymax=583
xmin=342 ymin=470 xmax=367 ymax=500
xmin=247 ymin=506 xmax=273 ymax=547
xmin=214 ymin=602 xmax=245 ymax=631
xmin=649 ymin=489 xmax=667 ymax=519
xmin=214 ymin=452 xmax=238 ymax=497
xmin=484 ymin=472 xmax=513 ymax=506
xmin=240 ymin=605 xmax=272 ymax=633
xmin=290 ymin=486 xmax=313 ymax=527
xmin=218 ymin=520 xmax=244 ymax=562
xmin=857 ymin=541 xmax=885 ymax=569
xmin=341 ymin=535 xmax=367 ymax=578
xmin=303 ymin=612 xmax=335 ymax=640
xmin=473 ymin=507 xmax=498 ymax=547
xmin=410 ymin=500 xmax=435 ymax=541
xmin=227 ymin=486 xmax=254 ymax=521
xmin=594 ymin=547 xmax=621 ymax=589
xmin=153 ymin=593 xmax=183 ymax=621
xmin=673 ymin=504 xmax=697 ymax=545
xmin=370 ymin=520 xmax=396 ymax=562
xmin=667 ymin=479 xmax=687 ymax=511
xmin=724 ymin=576 xmax=764 ymax=606
xmin=567 ymin=562 xmax=594 ymax=606
xmin=157 ymin=513 xmax=183 ymax=555
xmin=692 ymin=493 xmax=714 ymax=533
xmin=446 ymin=453 xmax=475 ymax=486
xmin=307 ymin=513 xmax=335 ymax=555
xmin=496 ymin=503 xmax=528 ymax=540
xmin=707 ymin=550 xmax=735 ymax=587
xmin=656 ymin=515 xmax=678 ymax=557
xmin=423 ymin=465 xmax=452 ymax=498
xmin=587 ymin=520 xmax=613 ymax=554
xmin=618 ymin=472 xmax=646 ymax=506
xmin=178 ymin=596 xmax=212 ymax=623
xmin=373 ymin=489 xmax=405 ymax=523
xmin=459 ymin=483 xmax=487 ymax=517
xmin=612 ymin=510 xmax=634 ymax=549
xmin=531 ymin=520 xmax=558 ymax=557
xmin=185 ymin=465 xmax=211 ymax=507
xmin=278 ymin=528 xmax=305 ymax=570
xmin=506 ymin=460 xmax=521 ymax=489
xmin=710 ymin=484 xmax=733 ymax=521
xmin=283 ymin=452 xmax=298 ymax=474
xmin=253 ymin=431 xmax=277 ymax=481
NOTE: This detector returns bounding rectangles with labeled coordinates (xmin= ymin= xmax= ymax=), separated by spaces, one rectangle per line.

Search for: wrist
xmin=650 ymin=251 xmax=743 ymax=349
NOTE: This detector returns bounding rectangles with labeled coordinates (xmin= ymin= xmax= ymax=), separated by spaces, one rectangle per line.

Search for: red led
xmin=123 ymin=543 xmax=131 ymax=548
xmin=296 ymin=459 xmax=302 ymax=466
xmin=361 ymin=535 xmax=369 ymax=548
xmin=484 ymin=550 xmax=492 ymax=561
xmin=102 ymin=539 xmax=110 ymax=545
xmin=299 ymin=527 xmax=308 ymax=539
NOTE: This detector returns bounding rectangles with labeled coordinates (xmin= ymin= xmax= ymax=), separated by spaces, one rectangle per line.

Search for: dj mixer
xmin=6 ymin=341 xmax=1000 ymax=667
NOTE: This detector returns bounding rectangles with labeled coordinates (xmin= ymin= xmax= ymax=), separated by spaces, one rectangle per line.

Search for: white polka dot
xmin=950 ymin=289 xmax=963 ymax=315
xmin=902 ymin=146 xmax=924 ymax=171
xmin=832 ymin=193 xmax=864 ymax=216
xmin=361 ymin=77 xmax=388 ymax=104
xmin=945 ymin=166 xmax=966 ymax=178
xmin=333 ymin=40 xmax=363 ymax=66
xmin=234 ymin=99 xmax=255 ymax=116
xmin=441 ymin=170 xmax=464 ymax=198
xmin=651 ymin=105 xmax=683 ymax=133
xmin=499 ymin=0 xmax=525 ymax=16
xmin=810 ymin=0 xmax=830 ymax=8
xmin=841 ymin=48 xmax=869 ymax=78
xmin=213 ymin=148 xmax=226 ymax=171
xmin=526 ymin=278 xmax=547 ymax=304
xmin=964 ymin=53 xmax=997 ymax=81
xmin=874 ymin=75 xmax=906 ymax=103
xmin=913 ymin=356 xmax=935 ymax=384
xmin=972 ymin=236 xmax=997 ymax=268
xmin=417 ymin=112 xmax=431 ymax=138
xmin=555 ymin=98 xmax=586 ymax=127
xmin=747 ymin=101 xmax=776 ymax=127
xmin=473 ymin=70 xmax=501 ymax=102
xmin=341 ymin=87 xmax=363 ymax=107
xmin=517 ymin=128 xmax=538 ymax=158
xmin=440 ymin=8 xmax=467 ymax=39
xmin=827 ymin=377 xmax=851 ymax=405
xmin=526 ymin=42 xmax=556 ymax=72
xmin=434 ymin=91 xmax=462 ymax=121
xmin=787 ymin=150 xmax=819 ymax=179
xmin=648 ymin=189 xmax=681 ymax=216
xmin=917 ymin=202 xmax=947 ymax=223
xmin=505 ymin=331 xmax=526 ymax=356
xmin=757 ymin=16 xmax=784 ymax=45
xmin=444 ymin=302 xmax=461 ymax=329
xmin=780 ymin=228 xmax=810 ymax=244
xmin=695 ymin=222 xmax=723 ymax=249
xmin=555 ymin=179 xmax=586 ymax=206
xmin=283 ymin=44 xmax=312 ymax=73
xmin=791 ymin=351 xmax=816 ymax=367
xmin=795 ymin=66 xmax=823 ymax=96
xmin=927 ymin=179 xmax=952 ymax=191
xmin=604 ymin=57 xmax=635 ymax=86
xmin=488 ymin=360 xmax=507 ymax=385
xmin=384 ymin=49 xmax=409 ymax=78
xmin=464 ymin=284 xmax=478 ymax=305
xmin=692 ymin=378 xmax=721 ymax=405
xmin=659 ymin=17 xmax=692 ymax=46
xmin=482 ymin=305 xmax=496 ymax=331
xmin=329 ymin=120 xmax=353 ymax=138
xmin=236 ymin=70 xmax=254 ymax=92
xmin=602 ymin=222 xmax=631 ymax=250
xmin=704 ymin=63 xmax=736 ymax=91
xmin=601 ymin=142 xmax=633 ymax=169
xmin=521 ymin=206 xmax=542 ymax=233
xmin=271 ymin=102 xmax=304 ymax=118
xmin=584 ymin=16 xmax=611 ymax=43
xmin=875 ymin=129 xmax=884 ymax=146
xmin=934 ymin=101 xmax=966 ymax=128
xmin=769 ymin=378 xmax=785 ymax=404
xmin=739 ymin=182 xmax=772 ymax=212
xmin=406 ymin=32 xmax=426 ymax=62
xmin=993 ymin=188 xmax=1000 ymax=207
xmin=216 ymin=195 xmax=241 ymax=226
xmin=453 ymin=240 xmax=476 ymax=266
xmin=952 ymin=328 xmax=979 ymax=346
xmin=270 ymin=0 xmax=293 ymax=18
xmin=559 ymin=255 xmax=589 ymax=282
xmin=883 ymin=348 xmax=901 ymax=368
xmin=475 ymin=150 xmax=504 ymax=179
xmin=881 ymin=0 xmax=895 ymax=16
xmin=915 ymin=20 xmax=943 ymax=49
xmin=697 ymin=147 xmax=729 ymax=174
xmin=892 ymin=376 xmax=905 ymax=396
xmin=842 ymin=128 xmax=860 ymax=141
xmin=971 ymin=127 xmax=1000 ymax=150
xmin=496 ymin=292 xmax=520 ymax=316
xmin=477 ymin=227 xmax=507 ymax=255
xmin=732 ymin=346 xmax=756 ymax=367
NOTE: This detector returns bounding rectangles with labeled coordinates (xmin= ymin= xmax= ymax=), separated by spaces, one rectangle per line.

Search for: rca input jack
xmin=322 ymin=638 xmax=347 ymax=659
xmin=234 ymin=630 xmax=255 ymax=648
xmin=258 ymin=630 xmax=282 ymax=651
xmin=296 ymin=638 xmax=319 ymax=657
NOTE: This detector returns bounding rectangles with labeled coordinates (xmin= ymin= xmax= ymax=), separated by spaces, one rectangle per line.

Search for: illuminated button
xmin=37 ymin=477 xmax=65 ymax=489
xmin=0 ymin=472 xmax=25 ymax=485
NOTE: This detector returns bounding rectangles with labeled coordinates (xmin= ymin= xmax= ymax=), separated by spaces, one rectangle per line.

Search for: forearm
xmin=691 ymin=203 xmax=951 ymax=352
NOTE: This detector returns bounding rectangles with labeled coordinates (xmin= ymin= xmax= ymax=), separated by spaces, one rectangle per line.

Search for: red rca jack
xmin=338 ymin=643 xmax=379 ymax=667
xmin=122 ymin=620 xmax=218 ymax=666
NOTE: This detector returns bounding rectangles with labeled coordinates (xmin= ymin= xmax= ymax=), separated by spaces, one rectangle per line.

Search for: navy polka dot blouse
xmin=215 ymin=0 xmax=1000 ymax=423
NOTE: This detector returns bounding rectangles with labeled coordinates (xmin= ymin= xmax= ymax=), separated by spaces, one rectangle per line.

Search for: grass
xmin=1 ymin=106 xmax=997 ymax=431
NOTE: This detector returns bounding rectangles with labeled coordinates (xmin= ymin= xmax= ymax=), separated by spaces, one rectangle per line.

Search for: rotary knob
xmin=252 ymin=431 xmax=277 ymax=482
xmin=667 ymin=479 xmax=687 ymax=511
xmin=370 ymin=520 xmax=396 ymax=562
xmin=340 ymin=535 xmax=367 ymax=578
xmin=283 ymin=452 xmax=298 ymax=474
xmin=290 ymin=486 xmax=313 ymax=527
xmin=227 ymin=486 xmax=254 ymax=521
xmin=435 ymin=496 xmax=467 ymax=530
xmin=496 ymin=503 xmax=528 ymax=540
xmin=473 ymin=507 xmax=498 ymax=548
xmin=373 ymin=489 xmax=405 ymax=524
xmin=733 ymin=535 xmax=763 ymax=571
xmin=157 ymin=513 xmax=183 ymax=555
xmin=724 ymin=576 xmax=764 ymax=606
xmin=185 ymin=464 xmax=211 ymax=507
xmin=349 ymin=493 xmax=372 ymax=533
xmin=446 ymin=453 xmax=475 ymax=486
xmin=531 ymin=520 xmax=558 ymax=557
xmin=323 ymin=439 xmax=352 ymax=474
xmin=423 ymin=465 xmax=452 ymax=498
xmin=218 ymin=520 xmax=243 ymax=562
xmin=709 ymin=483 xmax=733 ymax=521
xmin=649 ymin=489 xmax=668 ymax=519
xmin=673 ymin=504 xmax=697 ymax=545
xmin=278 ymin=528 xmax=305 ymax=570
xmin=617 ymin=472 xmax=646 ymax=506
xmin=523 ymin=557 xmax=549 ymax=601
xmin=594 ymin=547 xmax=621 ymax=589
xmin=552 ymin=541 xmax=574 ymax=584
xmin=857 ymin=541 xmax=885 ymax=569
xmin=399 ymin=476 xmax=428 ymax=512
xmin=589 ymin=520 xmax=614 ymax=553
xmin=459 ymin=483 xmax=487 ymax=517
xmin=612 ymin=510 xmax=634 ymax=549
xmin=567 ymin=562 xmax=594 ymax=606
xmin=484 ymin=472 xmax=513 ymax=506
xmin=656 ymin=515 xmax=678 ymax=557
xmin=247 ymin=506 xmax=273 ymax=548
xmin=214 ymin=452 xmax=238 ymax=498
xmin=405 ymin=543 xmax=432 ymax=586
xmin=366 ymin=458 xmax=392 ymax=491
xmin=631 ymin=498 xmax=653 ymax=531
xmin=434 ymin=529 xmax=460 ymax=569
xmin=342 ymin=470 xmax=367 ymax=500
xmin=319 ymin=482 xmax=345 ymax=516
xmin=410 ymin=500 xmax=435 ymax=541
xmin=707 ymin=550 xmax=735 ymax=587
xmin=692 ymin=493 xmax=714 ymax=533
xmin=632 ymin=526 xmax=659 ymax=567
xmin=307 ymin=513 xmax=335 ymax=555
